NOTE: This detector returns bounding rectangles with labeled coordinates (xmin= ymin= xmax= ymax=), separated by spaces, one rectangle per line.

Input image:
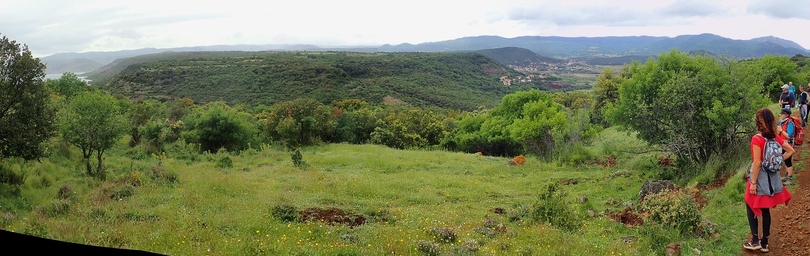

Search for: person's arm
xmin=750 ymin=144 xmax=762 ymax=194
xmin=783 ymin=141 xmax=795 ymax=159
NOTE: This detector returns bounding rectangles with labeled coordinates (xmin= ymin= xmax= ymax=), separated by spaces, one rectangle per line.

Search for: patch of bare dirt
xmin=298 ymin=208 xmax=366 ymax=228
xmin=592 ymin=156 xmax=617 ymax=167
xmin=608 ymin=207 xmax=644 ymax=226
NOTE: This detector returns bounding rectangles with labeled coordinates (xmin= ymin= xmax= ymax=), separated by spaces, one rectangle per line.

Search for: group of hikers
xmin=742 ymin=82 xmax=806 ymax=252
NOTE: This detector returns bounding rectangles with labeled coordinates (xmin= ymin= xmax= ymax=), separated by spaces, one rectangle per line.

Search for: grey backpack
xmin=759 ymin=135 xmax=783 ymax=173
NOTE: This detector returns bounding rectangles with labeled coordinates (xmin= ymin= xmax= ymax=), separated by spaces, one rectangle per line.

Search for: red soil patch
xmin=658 ymin=156 xmax=675 ymax=167
xmin=592 ymin=156 xmax=617 ymax=167
xmin=298 ymin=208 xmax=366 ymax=228
xmin=608 ymin=207 xmax=644 ymax=226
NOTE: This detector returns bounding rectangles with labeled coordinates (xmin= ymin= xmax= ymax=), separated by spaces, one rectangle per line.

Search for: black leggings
xmin=746 ymin=204 xmax=771 ymax=238
xmin=784 ymin=149 xmax=793 ymax=167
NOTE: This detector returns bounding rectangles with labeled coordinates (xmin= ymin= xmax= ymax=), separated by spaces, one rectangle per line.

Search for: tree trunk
xmin=96 ymin=149 xmax=104 ymax=176
xmin=82 ymin=148 xmax=93 ymax=176
xmin=84 ymin=157 xmax=92 ymax=176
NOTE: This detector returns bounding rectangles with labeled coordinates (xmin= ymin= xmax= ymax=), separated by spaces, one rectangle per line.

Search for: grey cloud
xmin=1 ymin=5 xmax=227 ymax=56
xmin=507 ymin=4 xmax=654 ymax=27
xmin=660 ymin=0 xmax=724 ymax=17
xmin=747 ymin=0 xmax=810 ymax=19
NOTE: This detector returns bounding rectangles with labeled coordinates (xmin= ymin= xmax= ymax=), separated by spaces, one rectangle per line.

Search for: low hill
xmin=89 ymin=51 xmax=526 ymax=110
xmin=380 ymin=34 xmax=810 ymax=59
xmin=44 ymin=34 xmax=809 ymax=74
xmin=475 ymin=47 xmax=563 ymax=66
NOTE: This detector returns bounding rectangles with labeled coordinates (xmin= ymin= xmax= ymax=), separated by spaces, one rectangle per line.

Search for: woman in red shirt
xmin=744 ymin=108 xmax=794 ymax=252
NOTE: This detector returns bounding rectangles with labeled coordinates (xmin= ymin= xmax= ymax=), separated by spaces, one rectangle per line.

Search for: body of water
xmin=45 ymin=72 xmax=92 ymax=83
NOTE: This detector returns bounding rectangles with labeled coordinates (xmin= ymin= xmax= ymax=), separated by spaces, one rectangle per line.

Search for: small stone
xmin=665 ymin=242 xmax=681 ymax=256
xmin=579 ymin=195 xmax=588 ymax=204
xmin=692 ymin=248 xmax=701 ymax=255
xmin=588 ymin=210 xmax=595 ymax=218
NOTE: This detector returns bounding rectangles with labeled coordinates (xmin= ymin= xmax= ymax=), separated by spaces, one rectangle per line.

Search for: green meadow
xmin=0 ymin=127 xmax=766 ymax=255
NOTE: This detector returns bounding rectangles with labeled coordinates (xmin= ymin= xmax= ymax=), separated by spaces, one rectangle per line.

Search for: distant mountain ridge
xmin=41 ymin=33 xmax=809 ymax=74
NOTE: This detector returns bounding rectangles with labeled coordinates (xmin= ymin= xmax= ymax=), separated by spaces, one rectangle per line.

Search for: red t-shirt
xmin=746 ymin=134 xmax=791 ymax=215
xmin=750 ymin=134 xmax=784 ymax=161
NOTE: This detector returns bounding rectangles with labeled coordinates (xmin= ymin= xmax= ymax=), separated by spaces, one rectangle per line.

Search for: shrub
xmin=416 ymin=240 xmax=441 ymax=256
xmin=474 ymin=215 xmax=507 ymax=238
xmin=291 ymin=149 xmax=306 ymax=168
xmin=638 ymin=189 xmax=701 ymax=234
xmin=507 ymin=204 xmax=531 ymax=222
xmin=428 ymin=226 xmax=457 ymax=243
xmin=115 ymin=171 xmax=142 ymax=187
xmin=271 ymin=204 xmax=299 ymax=222
xmin=38 ymin=199 xmax=71 ymax=217
xmin=365 ymin=208 xmax=395 ymax=224
xmin=109 ymin=185 xmax=135 ymax=200
xmin=215 ymin=156 xmax=233 ymax=168
xmin=57 ymin=184 xmax=76 ymax=201
xmin=0 ymin=164 xmax=25 ymax=186
xmin=452 ymin=239 xmax=480 ymax=255
xmin=531 ymin=182 xmax=582 ymax=231
xmin=148 ymin=166 xmax=178 ymax=185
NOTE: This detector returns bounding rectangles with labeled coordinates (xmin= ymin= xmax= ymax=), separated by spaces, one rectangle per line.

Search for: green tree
xmin=591 ymin=67 xmax=625 ymax=127
xmin=262 ymin=98 xmax=336 ymax=147
xmin=754 ymin=55 xmax=798 ymax=99
xmin=128 ymin=99 xmax=165 ymax=146
xmin=0 ymin=34 xmax=56 ymax=160
xmin=605 ymin=51 xmax=768 ymax=166
xmin=59 ymin=91 xmax=129 ymax=178
xmin=443 ymin=90 xmax=567 ymax=157
xmin=183 ymin=102 xmax=257 ymax=152
xmin=45 ymin=72 xmax=88 ymax=98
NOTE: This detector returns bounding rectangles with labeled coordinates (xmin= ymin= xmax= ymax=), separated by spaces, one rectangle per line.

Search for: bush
xmin=605 ymin=51 xmax=768 ymax=166
xmin=38 ymin=199 xmax=71 ymax=217
xmin=109 ymin=185 xmax=135 ymax=200
xmin=271 ymin=204 xmax=299 ymax=222
xmin=57 ymin=184 xmax=76 ymax=201
xmin=183 ymin=102 xmax=258 ymax=152
xmin=291 ymin=149 xmax=306 ymax=168
xmin=0 ymin=164 xmax=25 ymax=186
xmin=638 ymin=189 xmax=701 ymax=234
xmin=416 ymin=240 xmax=441 ymax=256
xmin=115 ymin=171 xmax=142 ymax=187
xmin=148 ymin=166 xmax=178 ymax=185
xmin=428 ymin=226 xmax=457 ymax=243
xmin=215 ymin=155 xmax=233 ymax=168
xmin=531 ymin=182 xmax=581 ymax=231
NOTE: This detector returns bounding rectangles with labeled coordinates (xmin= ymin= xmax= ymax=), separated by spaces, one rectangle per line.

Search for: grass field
xmin=0 ymin=127 xmax=760 ymax=255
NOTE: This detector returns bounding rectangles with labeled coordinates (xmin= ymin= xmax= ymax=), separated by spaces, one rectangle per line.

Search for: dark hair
xmin=756 ymin=108 xmax=776 ymax=139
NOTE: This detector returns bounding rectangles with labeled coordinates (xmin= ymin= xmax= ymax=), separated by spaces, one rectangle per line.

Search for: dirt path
xmin=741 ymin=115 xmax=810 ymax=256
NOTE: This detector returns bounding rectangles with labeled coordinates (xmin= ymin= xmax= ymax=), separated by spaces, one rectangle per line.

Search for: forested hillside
xmin=89 ymin=51 xmax=527 ymax=110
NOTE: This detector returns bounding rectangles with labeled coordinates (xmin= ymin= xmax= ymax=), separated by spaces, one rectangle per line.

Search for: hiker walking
xmin=799 ymin=83 xmax=810 ymax=128
xmin=778 ymin=108 xmax=797 ymax=185
xmin=743 ymin=108 xmax=793 ymax=253
xmin=788 ymin=82 xmax=796 ymax=108
xmin=779 ymin=84 xmax=793 ymax=110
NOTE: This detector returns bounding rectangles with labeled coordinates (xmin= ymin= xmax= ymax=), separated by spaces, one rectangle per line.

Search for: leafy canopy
xmin=605 ymin=50 xmax=768 ymax=165
xmin=0 ymin=34 xmax=55 ymax=160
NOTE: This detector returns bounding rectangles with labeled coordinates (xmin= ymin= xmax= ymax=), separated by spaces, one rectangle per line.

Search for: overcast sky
xmin=3 ymin=0 xmax=810 ymax=57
